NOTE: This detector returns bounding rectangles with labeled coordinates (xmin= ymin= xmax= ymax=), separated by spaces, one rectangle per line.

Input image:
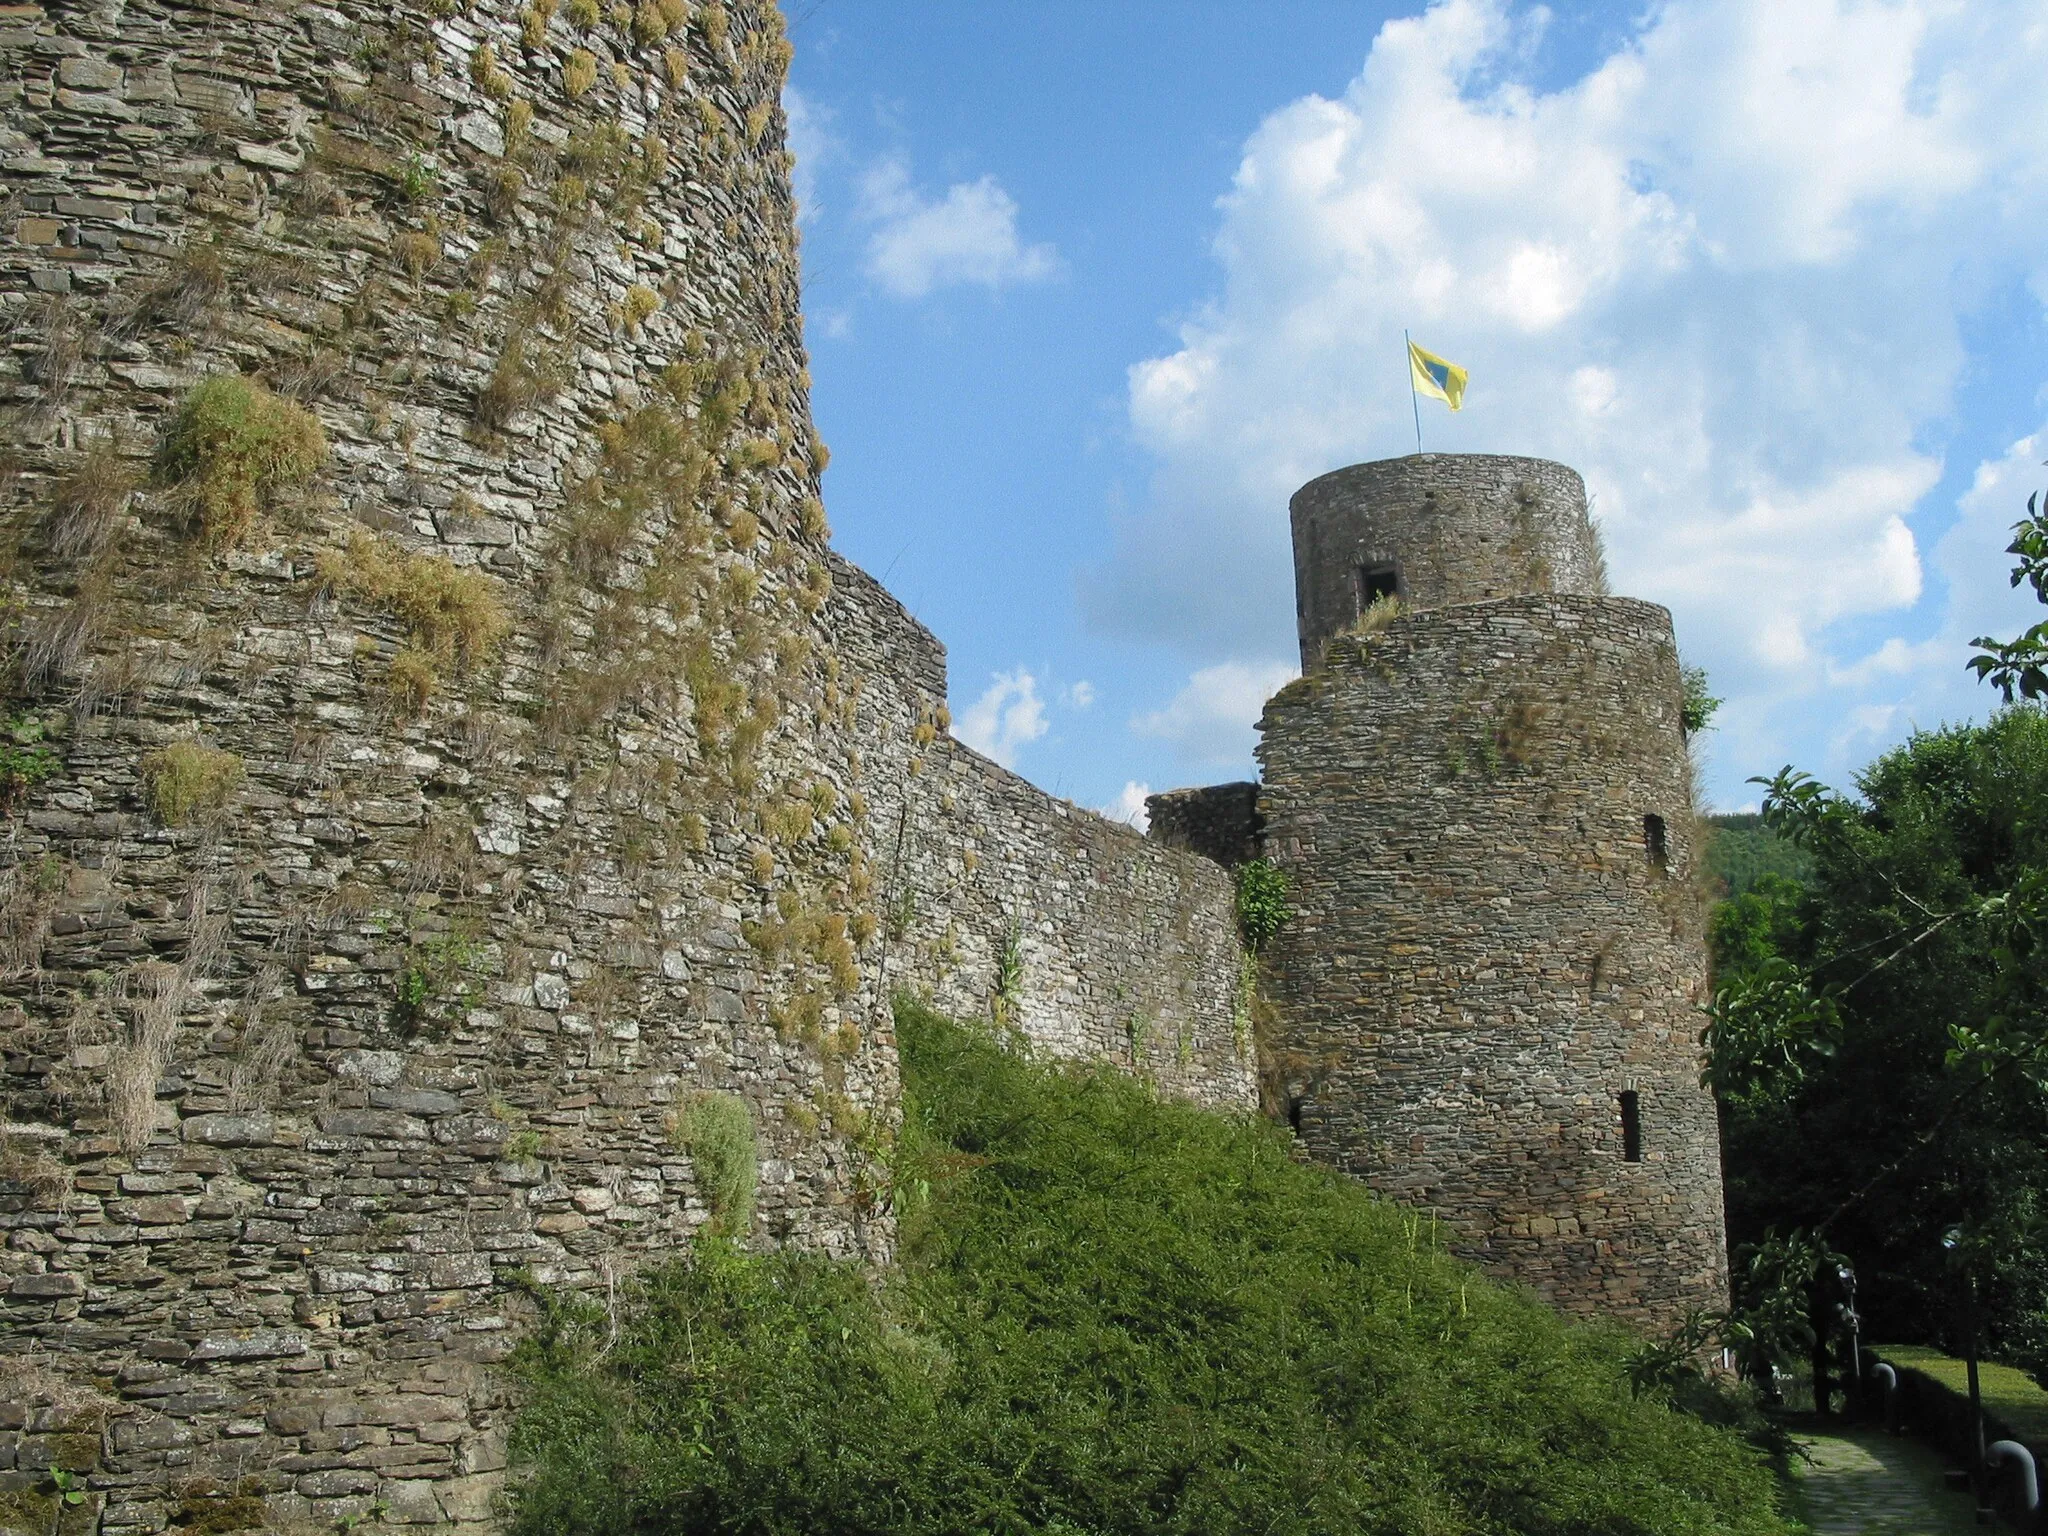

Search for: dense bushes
xmin=508 ymin=1002 xmax=1792 ymax=1535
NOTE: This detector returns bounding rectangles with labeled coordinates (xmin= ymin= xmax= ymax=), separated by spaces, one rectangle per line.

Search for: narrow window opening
xmin=1619 ymin=1090 xmax=1642 ymax=1162
xmin=1286 ymin=1095 xmax=1306 ymax=1134
xmin=1643 ymin=813 xmax=1669 ymax=872
xmin=1357 ymin=562 xmax=1401 ymax=611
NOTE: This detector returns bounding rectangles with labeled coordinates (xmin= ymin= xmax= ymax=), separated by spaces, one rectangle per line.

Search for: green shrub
xmin=508 ymin=1003 xmax=1794 ymax=1536
xmin=670 ymin=1092 xmax=757 ymax=1233
xmin=158 ymin=373 xmax=326 ymax=546
xmin=0 ymin=716 xmax=61 ymax=814
xmin=1233 ymin=857 xmax=1290 ymax=952
xmin=1682 ymin=662 xmax=1722 ymax=735
xmin=138 ymin=741 xmax=242 ymax=826
xmin=393 ymin=930 xmax=483 ymax=1031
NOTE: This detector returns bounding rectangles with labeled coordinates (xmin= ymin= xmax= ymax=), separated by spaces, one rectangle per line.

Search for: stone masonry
xmin=0 ymin=4 xmax=1250 ymax=1532
xmin=1157 ymin=454 xmax=1728 ymax=1333
xmin=0 ymin=0 xmax=1724 ymax=1526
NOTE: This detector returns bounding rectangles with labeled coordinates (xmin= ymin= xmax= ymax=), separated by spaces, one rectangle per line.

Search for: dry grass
xmin=15 ymin=561 xmax=117 ymax=695
xmin=483 ymin=165 xmax=526 ymax=223
xmin=0 ymin=1128 xmax=72 ymax=1211
xmin=404 ymin=808 xmax=481 ymax=897
xmin=475 ymin=328 xmax=569 ymax=429
xmin=225 ymin=965 xmax=295 ymax=1114
xmin=563 ymin=48 xmax=597 ymax=97
xmin=621 ymin=282 xmax=661 ymax=332
xmin=44 ymin=441 xmax=135 ymax=560
xmin=269 ymin=346 xmax=353 ymax=405
xmin=318 ymin=528 xmax=511 ymax=670
xmin=108 ymin=961 xmax=184 ymax=1151
xmin=0 ymin=854 xmax=64 ymax=981
xmin=1347 ymin=593 xmax=1404 ymax=639
xmin=394 ymin=229 xmax=443 ymax=279
xmin=0 ymin=1357 xmax=112 ymax=1423
xmin=471 ymin=39 xmax=515 ymax=100
xmin=120 ymin=243 xmax=226 ymax=334
xmin=18 ymin=297 xmax=81 ymax=424
xmin=386 ymin=646 xmax=437 ymax=718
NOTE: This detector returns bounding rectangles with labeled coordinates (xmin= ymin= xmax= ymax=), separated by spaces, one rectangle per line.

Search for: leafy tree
xmin=1704 ymin=477 xmax=2048 ymax=1380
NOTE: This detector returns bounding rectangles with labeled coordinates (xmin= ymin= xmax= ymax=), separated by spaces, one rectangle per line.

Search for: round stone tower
xmin=1256 ymin=453 xmax=1727 ymax=1331
xmin=1289 ymin=454 xmax=1608 ymax=669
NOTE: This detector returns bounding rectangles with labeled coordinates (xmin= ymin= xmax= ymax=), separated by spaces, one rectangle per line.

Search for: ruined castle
xmin=0 ymin=1 xmax=1718 ymax=1529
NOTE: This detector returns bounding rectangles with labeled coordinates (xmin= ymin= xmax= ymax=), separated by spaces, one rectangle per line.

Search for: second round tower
xmin=1257 ymin=454 xmax=1727 ymax=1331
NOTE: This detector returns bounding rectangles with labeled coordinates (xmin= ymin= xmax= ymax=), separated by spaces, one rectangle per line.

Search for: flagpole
xmin=1404 ymin=328 xmax=1423 ymax=455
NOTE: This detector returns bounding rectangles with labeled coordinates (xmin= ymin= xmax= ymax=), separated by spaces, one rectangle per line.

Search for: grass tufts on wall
xmin=45 ymin=441 xmax=136 ymax=560
xmin=508 ymin=1001 xmax=1794 ymax=1536
xmin=138 ymin=742 xmax=243 ymax=827
xmin=318 ymin=529 xmax=510 ymax=674
xmin=157 ymin=374 xmax=326 ymax=548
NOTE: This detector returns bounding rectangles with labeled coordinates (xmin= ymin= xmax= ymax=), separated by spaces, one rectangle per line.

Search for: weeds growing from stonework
xmin=157 ymin=373 xmax=326 ymax=547
xmin=137 ymin=741 xmax=242 ymax=827
xmin=507 ymin=1001 xmax=1795 ymax=1536
xmin=669 ymin=1092 xmax=759 ymax=1235
xmin=317 ymin=529 xmax=510 ymax=702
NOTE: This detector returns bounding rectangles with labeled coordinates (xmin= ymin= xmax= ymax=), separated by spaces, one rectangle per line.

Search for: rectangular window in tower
xmin=1619 ymin=1090 xmax=1643 ymax=1162
xmin=1643 ymin=813 xmax=1669 ymax=872
xmin=1357 ymin=562 xmax=1401 ymax=611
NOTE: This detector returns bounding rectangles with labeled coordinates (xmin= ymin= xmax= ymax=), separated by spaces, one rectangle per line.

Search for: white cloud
xmin=1087 ymin=0 xmax=2048 ymax=801
xmin=1099 ymin=780 xmax=1152 ymax=830
xmin=781 ymin=85 xmax=837 ymax=225
xmin=1063 ymin=680 xmax=1097 ymax=710
xmin=1133 ymin=661 xmax=1299 ymax=771
xmin=954 ymin=668 xmax=1050 ymax=768
xmin=859 ymin=156 xmax=1060 ymax=299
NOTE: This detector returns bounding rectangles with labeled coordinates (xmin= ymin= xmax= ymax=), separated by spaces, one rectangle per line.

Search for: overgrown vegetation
xmin=508 ymin=1001 xmax=1793 ymax=1536
xmin=1232 ymin=857 xmax=1290 ymax=952
xmin=393 ymin=930 xmax=484 ymax=1031
xmin=1349 ymin=590 xmax=1403 ymax=637
xmin=0 ymin=714 xmax=61 ymax=814
xmin=157 ymin=373 xmax=326 ymax=546
xmin=137 ymin=741 xmax=243 ymax=826
xmin=669 ymin=1091 xmax=758 ymax=1234
xmin=318 ymin=528 xmax=511 ymax=703
xmin=1681 ymin=662 xmax=1722 ymax=736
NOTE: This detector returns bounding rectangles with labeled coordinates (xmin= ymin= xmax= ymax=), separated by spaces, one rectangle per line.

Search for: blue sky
xmin=786 ymin=0 xmax=2048 ymax=817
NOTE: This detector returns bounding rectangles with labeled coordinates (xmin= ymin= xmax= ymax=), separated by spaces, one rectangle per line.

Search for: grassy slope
xmin=507 ymin=1003 xmax=1795 ymax=1535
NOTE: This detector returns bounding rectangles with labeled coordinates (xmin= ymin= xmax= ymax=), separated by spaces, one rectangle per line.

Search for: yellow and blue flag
xmin=1408 ymin=340 xmax=1468 ymax=411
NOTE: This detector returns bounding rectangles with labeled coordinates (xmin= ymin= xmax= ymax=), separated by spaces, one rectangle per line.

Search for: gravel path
xmin=1791 ymin=1424 xmax=1984 ymax=1535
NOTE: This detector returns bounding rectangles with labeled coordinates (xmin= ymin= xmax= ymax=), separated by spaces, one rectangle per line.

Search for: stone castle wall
xmin=1142 ymin=781 xmax=1262 ymax=871
xmin=824 ymin=558 xmax=1251 ymax=1110
xmin=1289 ymin=454 xmax=1606 ymax=668
xmin=0 ymin=5 xmax=1249 ymax=1532
xmin=1256 ymin=593 xmax=1728 ymax=1331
